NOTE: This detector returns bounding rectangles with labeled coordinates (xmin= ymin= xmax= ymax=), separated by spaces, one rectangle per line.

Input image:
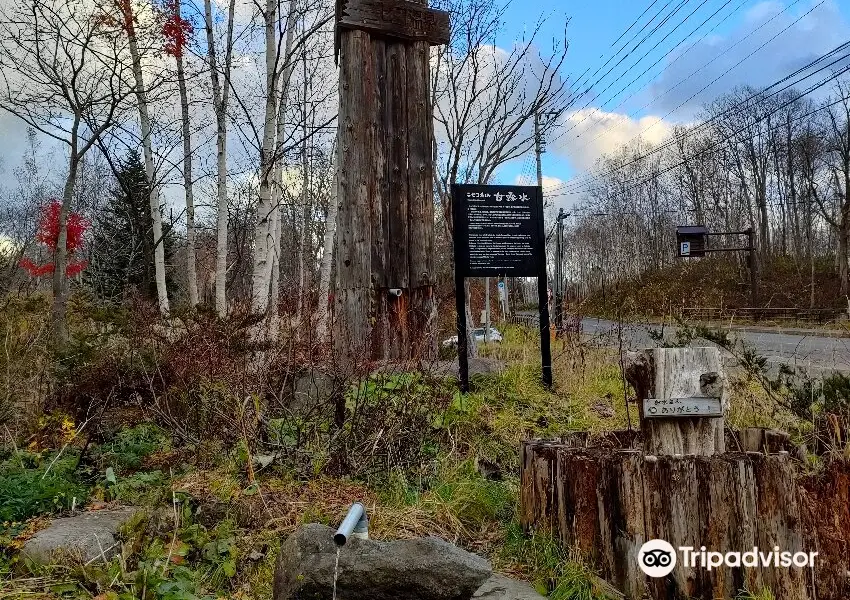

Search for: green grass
xmin=497 ymin=522 xmax=610 ymax=600
xmin=0 ymin=451 xmax=88 ymax=522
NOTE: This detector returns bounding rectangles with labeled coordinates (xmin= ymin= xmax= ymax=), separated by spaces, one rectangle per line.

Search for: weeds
xmin=497 ymin=523 xmax=609 ymax=600
xmin=0 ymin=451 xmax=87 ymax=522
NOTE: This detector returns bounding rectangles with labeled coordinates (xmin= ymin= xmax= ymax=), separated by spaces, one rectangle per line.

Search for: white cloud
xmin=551 ymin=108 xmax=675 ymax=171
xmin=513 ymin=173 xmax=564 ymax=191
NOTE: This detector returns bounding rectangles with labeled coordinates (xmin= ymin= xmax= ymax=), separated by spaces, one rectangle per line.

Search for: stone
xmin=21 ymin=507 xmax=140 ymax=566
xmin=292 ymin=370 xmax=336 ymax=411
xmin=273 ymin=524 xmax=492 ymax=600
xmin=472 ymin=574 xmax=545 ymax=600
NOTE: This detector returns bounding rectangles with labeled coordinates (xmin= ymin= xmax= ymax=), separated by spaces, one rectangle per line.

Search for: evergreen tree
xmin=87 ymin=150 xmax=175 ymax=303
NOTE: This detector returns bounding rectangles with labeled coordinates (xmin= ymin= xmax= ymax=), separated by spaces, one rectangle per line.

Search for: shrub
xmin=92 ymin=423 xmax=170 ymax=473
xmin=0 ymin=452 xmax=88 ymax=522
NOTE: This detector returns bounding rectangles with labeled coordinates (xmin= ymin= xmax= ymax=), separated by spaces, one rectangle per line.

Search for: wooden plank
xmin=754 ymin=455 xmax=809 ymax=600
xmin=339 ymin=0 xmax=450 ymax=45
xmin=405 ymin=35 xmax=436 ymax=360
xmin=643 ymin=397 xmax=723 ymax=418
xmin=385 ymin=41 xmax=408 ymax=290
xmin=334 ymin=29 xmax=375 ymax=366
xmin=371 ymin=39 xmax=388 ymax=291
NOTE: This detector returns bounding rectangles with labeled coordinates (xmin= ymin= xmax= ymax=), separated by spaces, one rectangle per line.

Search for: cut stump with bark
xmin=520 ymin=444 xmax=844 ymax=600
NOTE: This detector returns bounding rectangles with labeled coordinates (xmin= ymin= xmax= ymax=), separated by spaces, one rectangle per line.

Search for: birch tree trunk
xmin=264 ymin=8 xmax=298 ymax=326
xmin=176 ymin=1 xmax=198 ymax=306
xmin=205 ymin=0 xmax=235 ymax=317
xmin=250 ymin=0 xmax=283 ymax=314
xmin=124 ymin=6 xmax=169 ymax=315
xmin=315 ymin=168 xmax=337 ymax=342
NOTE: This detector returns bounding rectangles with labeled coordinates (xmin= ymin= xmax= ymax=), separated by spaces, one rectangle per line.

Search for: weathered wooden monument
xmin=333 ymin=0 xmax=449 ymax=366
xmin=521 ymin=347 xmax=850 ymax=600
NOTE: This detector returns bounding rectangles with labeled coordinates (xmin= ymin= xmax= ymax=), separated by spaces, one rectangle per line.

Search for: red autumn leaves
xmin=20 ymin=200 xmax=89 ymax=278
xmin=98 ymin=0 xmax=193 ymax=58
xmin=160 ymin=0 xmax=192 ymax=58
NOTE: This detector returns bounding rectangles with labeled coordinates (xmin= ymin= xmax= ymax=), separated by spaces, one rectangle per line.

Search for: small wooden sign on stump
xmin=520 ymin=347 xmax=844 ymax=600
xmin=625 ymin=346 xmax=728 ymax=456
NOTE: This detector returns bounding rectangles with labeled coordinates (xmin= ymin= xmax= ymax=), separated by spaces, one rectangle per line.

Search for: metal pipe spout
xmin=334 ymin=502 xmax=368 ymax=546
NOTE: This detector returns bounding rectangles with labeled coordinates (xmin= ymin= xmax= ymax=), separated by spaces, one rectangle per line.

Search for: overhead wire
xmin=513 ymin=0 xmax=669 ymax=191
xmin=552 ymin=0 xmax=806 ymax=172
xmin=548 ymin=7 xmax=839 ymax=197
xmin=555 ymin=0 xmax=740 ymax=144
xmin=563 ymin=0 xmax=714 ymax=134
xmin=565 ymin=0 xmax=688 ymax=112
xmin=547 ymin=62 xmax=850 ymax=206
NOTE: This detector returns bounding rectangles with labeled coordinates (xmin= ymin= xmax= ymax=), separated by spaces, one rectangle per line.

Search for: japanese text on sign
xmin=452 ymin=185 xmax=544 ymax=278
xmin=642 ymin=396 xmax=723 ymax=418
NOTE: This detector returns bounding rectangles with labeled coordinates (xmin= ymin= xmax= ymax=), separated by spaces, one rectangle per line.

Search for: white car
xmin=442 ymin=327 xmax=503 ymax=347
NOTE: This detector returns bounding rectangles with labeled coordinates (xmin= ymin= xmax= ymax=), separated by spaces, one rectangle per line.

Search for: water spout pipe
xmin=334 ymin=502 xmax=368 ymax=546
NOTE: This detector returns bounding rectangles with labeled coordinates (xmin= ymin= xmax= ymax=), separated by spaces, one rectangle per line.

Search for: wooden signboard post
xmin=451 ymin=184 xmax=551 ymax=392
xmin=333 ymin=0 xmax=450 ymax=367
xmin=626 ymin=346 xmax=728 ymax=456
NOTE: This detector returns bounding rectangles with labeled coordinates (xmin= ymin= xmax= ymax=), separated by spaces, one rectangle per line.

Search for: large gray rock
xmin=472 ymin=575 xmax=545 ymax=600
xmin=273 ymin=524 xmax=492 ymax=600
xmin=292 ymin=371 xmax=336 ymax=411
xmin=21 ymin=507 xmax=139 ymax=566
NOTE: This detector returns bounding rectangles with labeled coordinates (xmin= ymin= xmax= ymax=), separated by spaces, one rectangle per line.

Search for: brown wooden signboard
xmin=333 ymin=0 xmax=448 ymax=367
xmin=337 ymin=0 xmax=450 ymax=45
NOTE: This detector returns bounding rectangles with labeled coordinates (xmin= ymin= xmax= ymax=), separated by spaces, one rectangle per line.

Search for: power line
xmin=558 ymin=0 xmax=740 ymax=143
xmin=566 ymin=0 xmax=686 ymax=110
xmin=550 ymin=19 xmax=842 ymax=197
xmin=564 ymin=0 xmax=715 ymax=136
xmin=552 ymin=0 xmax=816 ymax=194
xmin=550 ymin=66 xmax=850 ymax=205
xmin=568 ymin=0 xmax=694 ymax=114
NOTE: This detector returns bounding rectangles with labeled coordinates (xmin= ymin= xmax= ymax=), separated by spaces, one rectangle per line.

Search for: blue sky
xmin=491 ymin=0 xmax=850 ymax=208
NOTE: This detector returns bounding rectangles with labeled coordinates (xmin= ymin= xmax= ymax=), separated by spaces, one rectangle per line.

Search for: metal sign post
xmin=452 ymin=184 xmax=551 ymax=392
xmin=676 ymin=225 xmax=758 ymax=309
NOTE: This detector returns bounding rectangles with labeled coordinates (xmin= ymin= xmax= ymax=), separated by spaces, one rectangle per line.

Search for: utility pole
xmin=534 ymin=111 xmax=544 ymax=189
xmin=535 ymin=109 xmax=558 ymax=336
xmin=746 ymin=227 xmax=758 ymax=310
xmin=554 ymin=208 xmax=569 ymax=334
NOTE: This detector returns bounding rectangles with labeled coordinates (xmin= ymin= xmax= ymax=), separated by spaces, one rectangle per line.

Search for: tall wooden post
xmin=334 ymin=0 xmax=449 ymax=368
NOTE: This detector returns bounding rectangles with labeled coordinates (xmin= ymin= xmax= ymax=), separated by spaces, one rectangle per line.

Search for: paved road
xmin=581 ymin=317 xmax=850 ymax=372
xmin=512 ymin=311 xmax=850 ymax=371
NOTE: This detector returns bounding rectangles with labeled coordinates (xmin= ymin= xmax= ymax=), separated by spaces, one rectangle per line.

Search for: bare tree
xmin=431 ymin=0 xmax=570 ymax=354
xmin=116 ymin=0 xmax=171 ymax=315
xmin=0 ymin=0 xmax=135 ymax=347
xmin=817 ymin=81 xmax=850 ymax=298
xmin=203 ymin=0 xmax=236 ymax=317
xmin=165 ymin=0 xmax=199 ymax=306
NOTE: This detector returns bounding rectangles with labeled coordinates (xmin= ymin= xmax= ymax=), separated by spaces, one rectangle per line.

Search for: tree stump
xmin=625 ymin=347 xmax=728 ymax=456
xmin=520 ymin=443 xmax=840 ymax=600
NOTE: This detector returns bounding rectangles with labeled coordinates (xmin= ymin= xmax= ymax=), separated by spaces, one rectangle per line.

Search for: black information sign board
xmin=454 ymin=185 xmax=545 ymax=277
xmin=451 ymin=184 xmax=551 ymax=391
